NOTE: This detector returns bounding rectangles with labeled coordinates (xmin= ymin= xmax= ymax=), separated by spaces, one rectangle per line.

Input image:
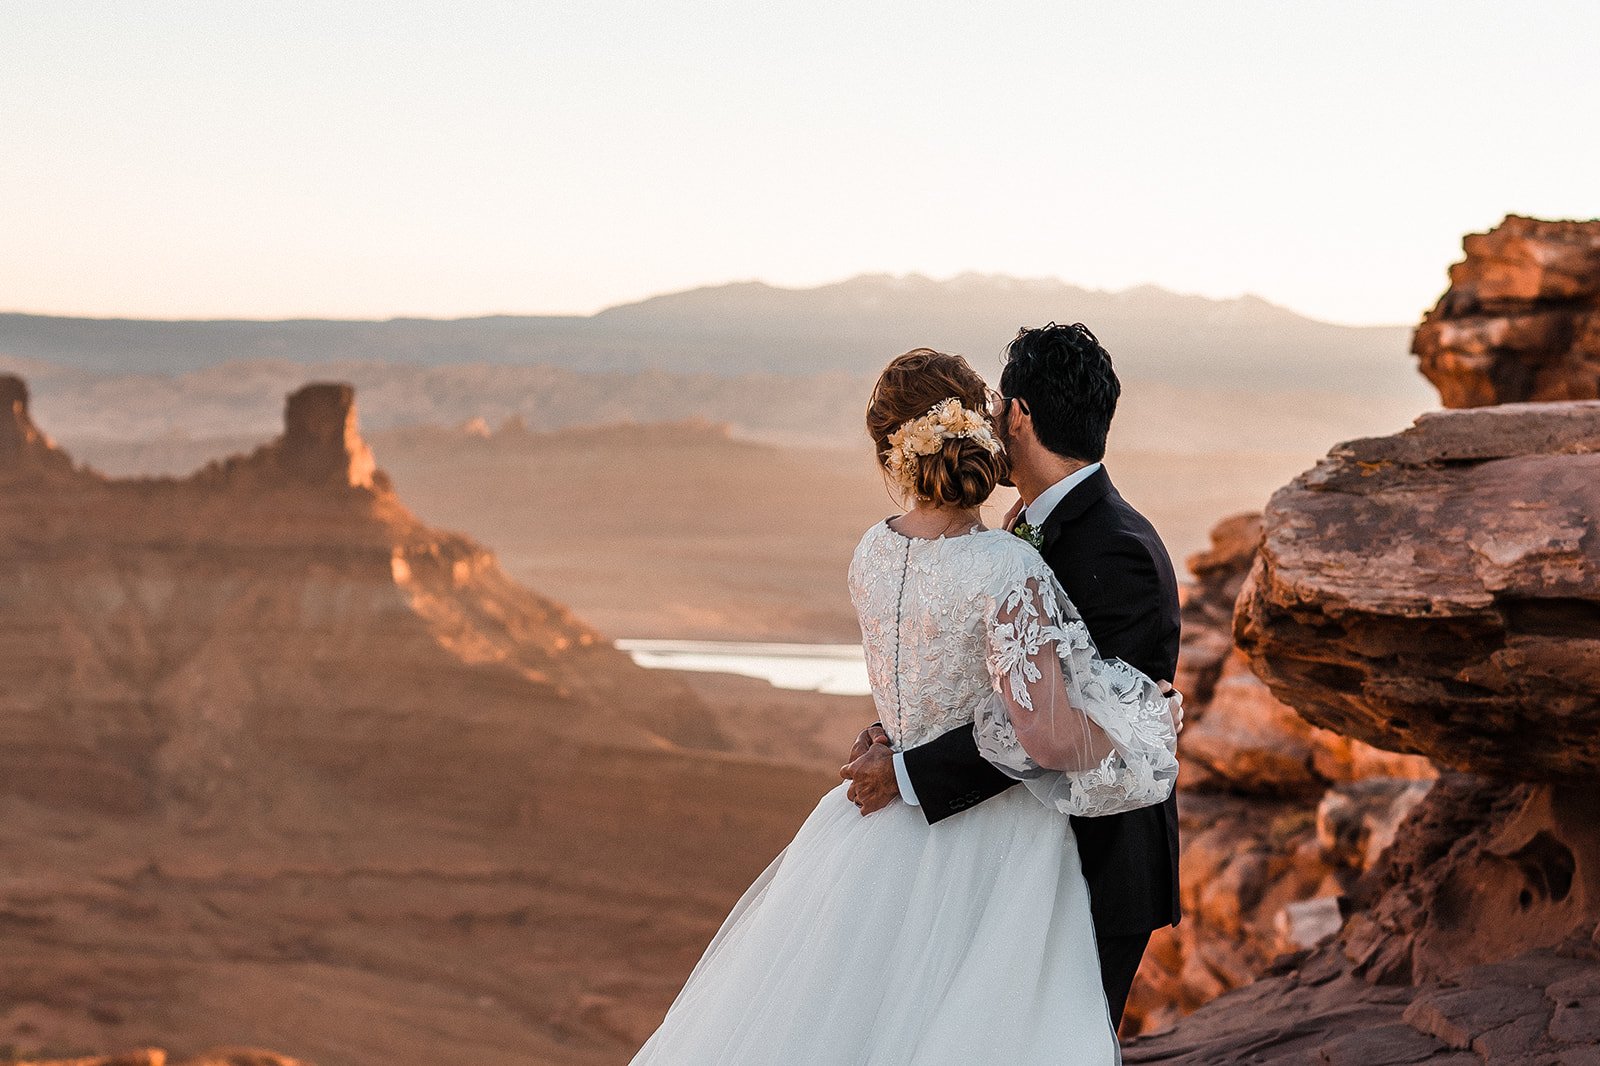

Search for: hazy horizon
xmin=1 ymin=271 xmax=1420 ymax=328
xmin=6 ymin=2 xmax=1598 ymax=326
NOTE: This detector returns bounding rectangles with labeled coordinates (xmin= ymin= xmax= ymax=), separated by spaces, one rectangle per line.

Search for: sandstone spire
xmin=275 ymin=382 xmax=378 ymax=489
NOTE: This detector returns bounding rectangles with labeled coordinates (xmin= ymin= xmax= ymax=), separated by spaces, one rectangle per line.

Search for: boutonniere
xmin=1011 ymin=521 xmax=1044 ymax=549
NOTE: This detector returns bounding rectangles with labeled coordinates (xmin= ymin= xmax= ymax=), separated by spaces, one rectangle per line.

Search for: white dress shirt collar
xmin=1023 ymin=462 xmax=1103 ymax=528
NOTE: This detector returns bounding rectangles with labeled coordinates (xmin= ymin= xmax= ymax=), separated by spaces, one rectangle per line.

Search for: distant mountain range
xmin=0 ymin=274 xmax=1420 ymax=392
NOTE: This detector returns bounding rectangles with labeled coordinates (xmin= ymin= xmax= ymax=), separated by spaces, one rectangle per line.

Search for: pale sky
xmin=3 ymin=1 xmax=1597 ymax=325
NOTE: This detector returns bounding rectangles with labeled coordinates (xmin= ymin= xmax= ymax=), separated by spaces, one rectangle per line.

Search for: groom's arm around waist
xmin=897 ymin=528 xmax=1179 ymax=826
xmin=898 ymin=725 xmax=1018 ymax=825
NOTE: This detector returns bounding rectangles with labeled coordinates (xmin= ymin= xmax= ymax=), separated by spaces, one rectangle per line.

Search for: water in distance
xmin=615 ymin=639 xmax=871 ymax=696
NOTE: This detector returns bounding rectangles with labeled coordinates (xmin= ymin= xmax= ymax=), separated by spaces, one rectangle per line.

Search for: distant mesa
xmin=0 ymin=373 xmax=728 ymax=821
xmin=0 ymin=371 xmax=817 ymax=1065
xmin=1414 ymin=214 xmax=1600 ymax=407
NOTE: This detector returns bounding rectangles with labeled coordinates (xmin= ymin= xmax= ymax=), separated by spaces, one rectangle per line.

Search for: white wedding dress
xmin=630 ymin=521 xmax=1179 ymax=1065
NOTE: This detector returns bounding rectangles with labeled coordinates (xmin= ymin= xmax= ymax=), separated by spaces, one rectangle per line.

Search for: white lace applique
xmin=848 ymin=521 xmax=1178 ymax=818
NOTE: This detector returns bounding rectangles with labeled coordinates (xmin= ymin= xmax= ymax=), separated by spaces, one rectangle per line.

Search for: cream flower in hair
xmin=881 ymin=397 xmax=1003 ymax=496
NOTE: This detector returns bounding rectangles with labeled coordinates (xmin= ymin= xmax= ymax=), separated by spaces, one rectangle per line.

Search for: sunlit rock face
xmin=1126 ymin=777 xmax=1600 ymax=1065
xmin=1128 ymin=400 xmax=1600 ymax=1062
xmin=1414 ymin=215 xmax=1600 ymax=408
xmin=0 ymin=377 xmax=809 ymax=1066
xmin=1236 ymin=401 xmax=1600 ymax=781
xmin=1123 ymin=515 xmax=1433 ymax=1038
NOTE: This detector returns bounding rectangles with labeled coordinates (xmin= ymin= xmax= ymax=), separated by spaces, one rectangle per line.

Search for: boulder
xmin=1236 ymin=400 xmax=1600 ymax=781
xmin=1414 ymin=215 xmax=1600 ymax=407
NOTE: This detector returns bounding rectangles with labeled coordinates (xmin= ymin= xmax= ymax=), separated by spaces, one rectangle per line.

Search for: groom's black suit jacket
xmin=901 ymin=466 xmax=1182 ymax=936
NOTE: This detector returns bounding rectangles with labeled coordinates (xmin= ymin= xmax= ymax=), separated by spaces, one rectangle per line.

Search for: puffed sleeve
xmin=974 ymin=557 xmax=1179 ymax=818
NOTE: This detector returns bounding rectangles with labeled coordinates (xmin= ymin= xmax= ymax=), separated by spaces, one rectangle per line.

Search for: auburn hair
xmin=866 ymin=348 xmax=1006 ymax=508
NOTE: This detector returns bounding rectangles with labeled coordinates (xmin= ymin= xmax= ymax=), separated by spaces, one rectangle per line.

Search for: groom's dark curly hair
xmin=998 ymin=322 xmax=1120 ymax=463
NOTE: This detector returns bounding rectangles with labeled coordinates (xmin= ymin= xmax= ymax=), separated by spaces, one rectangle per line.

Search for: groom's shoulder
xmin=1057 ymin=486 xmax=1175 ymax=575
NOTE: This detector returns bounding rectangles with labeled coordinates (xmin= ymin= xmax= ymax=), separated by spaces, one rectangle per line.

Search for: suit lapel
xmin=1039 ymin=465 xmax=1113 ymax=554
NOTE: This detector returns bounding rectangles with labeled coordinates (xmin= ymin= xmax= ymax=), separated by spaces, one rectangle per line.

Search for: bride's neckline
xmin=881 ymin=516 xmax=1003 ymax=543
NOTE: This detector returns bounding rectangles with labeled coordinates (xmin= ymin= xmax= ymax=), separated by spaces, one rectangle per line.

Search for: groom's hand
xmin=1002 ymin=496 xmax=1026 ymax=532
xmin=841 ymin=742 xmax=899 ymax=815
xmin=848 ymin=723 xmax=891 ymax=763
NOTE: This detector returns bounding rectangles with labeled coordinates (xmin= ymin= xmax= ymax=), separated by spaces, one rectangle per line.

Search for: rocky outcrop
xmin=1123 ymin=515 xmax=1433 ymax=1037
xmin=1236 ymin=401 xmax=1600 ymax=781
xmin=1131 ymin=383 xmax=1600 ymax=1060
xmin=1126 ymin=776 xmax=1600 ymax=1064
xmin=1414 ymin=215 xmax=1600 ymax=407
xmin=1176 ymin=514 xmax=1434 ymax=796
xmin=0 ymin=378 xmax=826 ymax=1066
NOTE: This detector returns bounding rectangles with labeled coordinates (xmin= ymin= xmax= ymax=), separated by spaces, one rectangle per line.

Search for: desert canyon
xmin=3 ymin=215 xmax=1600 ymax=1065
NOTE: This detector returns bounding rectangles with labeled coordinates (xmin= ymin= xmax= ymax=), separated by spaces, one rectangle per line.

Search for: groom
xmin=843 ymin=322 xmax=1182 ymax=1028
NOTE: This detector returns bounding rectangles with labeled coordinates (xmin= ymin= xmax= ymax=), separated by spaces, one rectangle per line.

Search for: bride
xmin=629 ymin=349 xmax=1181 ymax=1065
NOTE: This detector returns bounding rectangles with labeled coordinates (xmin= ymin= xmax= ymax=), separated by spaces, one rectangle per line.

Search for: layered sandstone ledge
xmin=1236 ymin=400 xmax=1600 ymax=781
xmin=1415 ymin=215 xmax=1600 ymax=407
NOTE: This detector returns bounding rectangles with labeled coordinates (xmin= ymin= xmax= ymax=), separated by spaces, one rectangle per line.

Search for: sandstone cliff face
xmin=1414 ymin=215 xmax=1600 ymax=408
xmin=1123 ymin=514 xmax=1433 ymax=1037
xmin=1236 ymin=401 xmax=1600 ymax=782
xmin=1131 ymin=362 xmax=1600 ymax=1059
xmin=0 ymin=378 xmax=824 ymax=1065
xmin=1127 ymin=776 xmax=1600 ymax=1065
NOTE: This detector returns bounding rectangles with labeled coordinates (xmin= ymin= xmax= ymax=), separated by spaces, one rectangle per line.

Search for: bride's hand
xmin=1160 ymin=682 xmax=1184 ymax=736
xmin=849 ymin=723 xmax=891 ymax=763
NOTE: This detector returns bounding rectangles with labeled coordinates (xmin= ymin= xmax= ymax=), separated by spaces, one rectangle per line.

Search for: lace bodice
xmin=848 ymin=520 xmax=1179 ymax=818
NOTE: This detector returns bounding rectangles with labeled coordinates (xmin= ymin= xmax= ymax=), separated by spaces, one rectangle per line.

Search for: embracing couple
xmin=632 ymin=323 xmax=1184 ymax=1065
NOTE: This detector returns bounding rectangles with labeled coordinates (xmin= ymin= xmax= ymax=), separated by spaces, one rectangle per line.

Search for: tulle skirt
xmin=630 ymin=782 xmax=1119 ymax=1065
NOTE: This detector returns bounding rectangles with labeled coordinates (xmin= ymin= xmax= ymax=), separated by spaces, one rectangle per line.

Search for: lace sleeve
xmin=975 ymin=571 xmax=1179 ymax=818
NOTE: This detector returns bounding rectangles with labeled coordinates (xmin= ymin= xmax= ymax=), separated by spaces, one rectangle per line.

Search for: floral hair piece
xmin=883 ymin=397 xmax=1004 ymax=496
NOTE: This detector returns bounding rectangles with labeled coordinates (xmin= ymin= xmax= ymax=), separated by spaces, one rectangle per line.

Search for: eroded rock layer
xmin=1236 ymin=400 xmax=1600 ymax=781
xmin=1414 ymin=215 xmax=1600 ymax=408
xmin=0 ymin=378 xmax=824 ymax=1065
xmin=1126 ymin=777 xmax=1600 ymax=1064
xmin=1123 ymin=515 xmax=1432 ymax=1037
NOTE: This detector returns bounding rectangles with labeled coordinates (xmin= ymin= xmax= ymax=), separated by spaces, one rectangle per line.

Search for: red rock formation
xmin=1123 ymin=514 xmax=1433 ymax=1037
xmin=1236 ymin=400 xmax=1600 ymax=781
xmin=1126 ymin=776 xmax=1600 ymax=1064
xmin=1131 ymin=396 xmax=1600 ymax=1061
xmin=1414 ymin=215 xmax=1600 ymax=408
xmin=0 ymin=378 xmax=827 ymax=1066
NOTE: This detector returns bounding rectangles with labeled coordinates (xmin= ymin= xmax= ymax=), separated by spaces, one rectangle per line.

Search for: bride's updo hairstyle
xmin=867 ymin=348 xmax=1007 ymax=508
